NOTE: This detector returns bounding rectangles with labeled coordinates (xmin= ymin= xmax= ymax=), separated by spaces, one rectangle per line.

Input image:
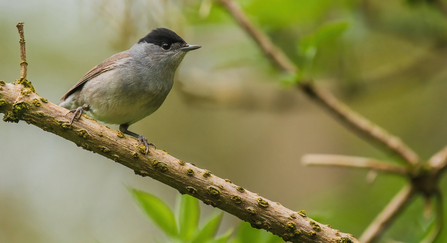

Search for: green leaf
xmin=297 ymin=21 xmax=349 ymax=78
xmin=313 ymin=21 xmax=349 ymax=44
xmin=191 ymin=212 xmax=224 ymax=243
xmin=229 ymin=223 xmax=282 ymax=243
xmin=178 ymin=194 xmax=200 ymax=241
xmin=209 ymin=229 xmax=233 ymax=243
xmin=129 ymin=188 xmax=179 ymax=238
xmin=232 ymin=222 xmax=261 ymax=243
xmin=281 ymin=71 xmax=303 ymax=86
xmin=299 ymin=21 xmax=349 ymax=51
xmin=260 ymin=230 xmax=283 ymax=243
xmin=298 ymin=21 xmax=349 ymax=60
xmin=243 ymin=0 xmax=341 ymax=28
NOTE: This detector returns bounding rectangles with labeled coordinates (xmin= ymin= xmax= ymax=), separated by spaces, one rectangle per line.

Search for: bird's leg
xmin=67 ymin=104 xmax=90 ymax=126
xmin=119 ymin=124 xmax=155 ymax=154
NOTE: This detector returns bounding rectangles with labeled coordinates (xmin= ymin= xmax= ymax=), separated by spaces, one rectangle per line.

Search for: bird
xmin=59 ymin=28 xmax=201 ymax=153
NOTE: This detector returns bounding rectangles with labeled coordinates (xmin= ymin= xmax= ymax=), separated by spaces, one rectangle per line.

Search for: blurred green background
xmin=1 ymin=0 xmax=447 ymax=242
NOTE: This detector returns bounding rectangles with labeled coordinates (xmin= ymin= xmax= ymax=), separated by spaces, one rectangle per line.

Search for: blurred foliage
xmin=183 ymin=1 xmax=447 ymax=242
xmin=129 ymin=188 xmax=283 ymax=243
xmin=297 ymin=21 xmax=350 ymax=81
xmin=183 ymin=0 xmax=447 ymax=98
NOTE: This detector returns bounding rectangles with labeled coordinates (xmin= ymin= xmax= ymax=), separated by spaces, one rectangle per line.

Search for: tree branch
xmin=213 ymin=1 xmax=447 ymax=242
xmin=214 ymin=0 xmax=420 ymax=166
xmin=299 ymin=83 xmax=420 ymax=165
xmin=359 ymin=185 xmax=416 ymax=243
xmin=0 ymin=82 xmax=359 ymax=243
xmin=214 ymin=0 xmax=296 ymax=73
xmin=432 ymin=0 xmax=447 ymax=18
xmin=429 ymin=145 xmax=447 ymax=175
xmin=302 ymin=154 xmax=409 ymax=176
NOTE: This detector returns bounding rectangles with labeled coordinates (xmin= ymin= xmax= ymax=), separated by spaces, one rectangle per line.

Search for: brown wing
xmin=60 ymin=51 xmax=131 ymax=101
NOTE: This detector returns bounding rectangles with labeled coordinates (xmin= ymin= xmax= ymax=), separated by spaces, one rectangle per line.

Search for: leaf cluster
xmin=129 ymin=188 xmax=283 ymax=243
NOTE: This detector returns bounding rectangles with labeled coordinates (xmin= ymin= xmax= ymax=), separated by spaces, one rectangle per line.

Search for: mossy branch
xmin=0 ymin=81 xmax=359 ymax=243
xmin=1 ymin=21 xmax=359 ymax=243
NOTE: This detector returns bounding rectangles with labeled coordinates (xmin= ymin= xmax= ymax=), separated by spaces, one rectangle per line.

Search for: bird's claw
xmin=68 ymin=107 xmax=84 ymax=126
xmin=138 ymin=135 xmax=156 ymax=154
xmin=67 ymin=104 xmax=89 ymax=127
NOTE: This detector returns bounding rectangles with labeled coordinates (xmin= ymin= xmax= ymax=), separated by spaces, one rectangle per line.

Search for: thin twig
xmin=302 ymin=154 xmax=409 ymax=176
xmin=214 ymin=0 xmax=420 ymax=166
xmin=359 ymin=185 xmax=416 ymax=243
xmin=214 ymin=0 xmax=296 ymax=73
xmin=429 ymin=145 xmax=447 ymax=174
xmin=433 ymin=0 xmax=447 ymax=17
xmin=16 ymin=22 xmax=27 ymax=79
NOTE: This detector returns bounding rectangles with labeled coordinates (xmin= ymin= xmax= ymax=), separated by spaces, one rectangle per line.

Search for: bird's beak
xmin=181 ymin=44 xmax=201 ymax=52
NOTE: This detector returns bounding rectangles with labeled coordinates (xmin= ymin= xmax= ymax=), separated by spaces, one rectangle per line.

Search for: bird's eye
xmin=162 ymin=43 xmax=171 ymax=50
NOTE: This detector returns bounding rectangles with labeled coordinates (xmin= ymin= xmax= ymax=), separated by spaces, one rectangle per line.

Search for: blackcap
xmin=59 ymin=28 xmax=201 ymax=153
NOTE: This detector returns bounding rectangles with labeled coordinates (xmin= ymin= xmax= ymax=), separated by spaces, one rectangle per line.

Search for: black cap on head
xmin=138 ymin=28 xmax=186 ymax=47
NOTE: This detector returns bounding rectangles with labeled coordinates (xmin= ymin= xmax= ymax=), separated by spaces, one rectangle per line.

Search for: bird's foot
xmin=138 ymin=135 xmax=156 ymax=154
xmin=67 ymin=104 xmax=89 ymax=126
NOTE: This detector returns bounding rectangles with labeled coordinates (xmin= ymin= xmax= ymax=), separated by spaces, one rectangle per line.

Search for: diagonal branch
xmin=429 ymin=145 xmax=447 ymax=175
xmin=432 ymin=0 xmax=447 ymax=18
xmin=215 ymin=0 xmax=420 ymax=166
xmin=214 ymin=0 xmax=296 ymax=73
xmin=299 ymin=83 xmax=420 ymax=165
xmin=302 ymin=154 xmax=409 ymax=176
xmin=359 ymin=184 xmax=416 ymax=243
xmin=0 ymin=82 xmax=359 ymax=243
